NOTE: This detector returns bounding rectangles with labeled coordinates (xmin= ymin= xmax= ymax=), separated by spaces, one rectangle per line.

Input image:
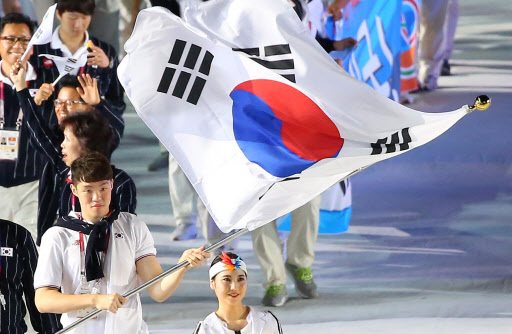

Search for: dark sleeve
xmin=94 ymin=41 xmax=126 ymax=117
xmin=20 ymin=228 xmax=60 ymax=333
xmin=114 ymin=174 xmax=137 ymax=214
xmin=315 ymin=34 xmax=335 ymax=53
xmin=17 ymin=88 xmax=66 ymax=172
xmin=94 ymin=98 xmax=125 ymax=151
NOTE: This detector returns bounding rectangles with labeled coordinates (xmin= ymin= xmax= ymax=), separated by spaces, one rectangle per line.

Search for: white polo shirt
xmin=194 ymin=307 xmax=282 ymax=334
xmin=0 ymin=60 xmax=39 ymax=97
xmin=50 ymin=26 xmax=89 ymax=75
xmin=34 ymin=212 xmax=156 ymax=334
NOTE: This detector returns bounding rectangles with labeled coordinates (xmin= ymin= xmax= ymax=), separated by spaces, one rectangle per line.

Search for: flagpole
xmin=55 ymin=228 xmax=249 ymax=334
xmin=56 ymin=165 xmax=370 ymax=333
xmin=52 ymin=73 xmax=67 ymax=87
xmin=20 ymin=44 xmax=33 ymax=63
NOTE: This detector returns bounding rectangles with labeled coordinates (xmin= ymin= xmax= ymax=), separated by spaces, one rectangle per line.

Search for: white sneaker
xmin=170 ymin=224 xmax=197 ymax=241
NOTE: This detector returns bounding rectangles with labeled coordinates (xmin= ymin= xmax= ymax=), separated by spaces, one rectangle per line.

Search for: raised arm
xmin=77 ymin=74 xmax=125 ymax=147
xmin=10 ymin=61 xmax=66 ymax=171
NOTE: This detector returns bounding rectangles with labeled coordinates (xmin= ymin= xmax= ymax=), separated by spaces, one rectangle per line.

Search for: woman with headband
xmin=194 ymin=252 xmax=283 ymax=334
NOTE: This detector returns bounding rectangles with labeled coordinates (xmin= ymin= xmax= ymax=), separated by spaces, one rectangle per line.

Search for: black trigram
xmin=340 ymin=178 xmax=349 ymax=195
xmin=258 ymin=176 xmax=300 ymax=201
xmin=233 ymin=44 xmax=295 ymax=83
xmin=157 ymin=39 xmax=214 ymax=105
xmin=370 ymin=128 xmax=412 ymax=155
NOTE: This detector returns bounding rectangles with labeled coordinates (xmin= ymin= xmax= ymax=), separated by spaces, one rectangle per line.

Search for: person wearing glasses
xmin=0 ymin=13 xmax=44 ymax=239
xmin=10 ymin=62 xmax=132 ymax=246
xmin=30 ymin=0 xmax=125 ymax=128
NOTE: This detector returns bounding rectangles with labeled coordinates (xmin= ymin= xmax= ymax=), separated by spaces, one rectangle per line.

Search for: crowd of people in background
xmin=0 ymin=0 xmax=458 ymax=333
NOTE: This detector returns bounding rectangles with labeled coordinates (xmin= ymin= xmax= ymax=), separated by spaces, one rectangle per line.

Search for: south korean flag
xmin=1 ymin=247 xmax=13 ymax=257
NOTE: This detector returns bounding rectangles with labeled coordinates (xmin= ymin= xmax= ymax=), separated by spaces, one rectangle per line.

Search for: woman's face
xmin=61 ymin=126 xmax=83 ymax=167
xmin=210 ymin=269 xmax=247 ymax=306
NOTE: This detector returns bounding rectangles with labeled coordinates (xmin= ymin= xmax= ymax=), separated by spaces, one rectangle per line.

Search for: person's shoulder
xmin=0 ymin=218 xmax=24 ymax=231
xmin=249 ymin=306 xmax=282 ymax=332
xmin=114 ymin=212 xmax=145 ymax=233
xmin=89 ymin=36 xmax=117 ymax=55
xmin=39 ymin=225 xmax=73 ymax=249
xmin=116 ymin=212 xmax=138 ymax=222
xmin=32 ymin=42 xmax=52 ymax=53
xmin=0 ymin=219 xmax=31 ymax=240
xmin=112 ymin=167 xmax=134 ymax=183
xmin=200 ymin=312 xmax=219 ymax=330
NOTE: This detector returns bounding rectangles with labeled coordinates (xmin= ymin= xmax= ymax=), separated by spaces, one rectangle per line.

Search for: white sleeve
xmin=34 ymin=228 xmax=64 ymax=289
xmin=133 ymin=216 xmax=157 ymax=261
xmin=193 ymin=321 xmax=205 ymax=334
xmin=266 ymin=311 xmax=283 ymax=334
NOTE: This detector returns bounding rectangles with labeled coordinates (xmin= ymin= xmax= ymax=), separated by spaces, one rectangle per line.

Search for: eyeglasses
xmin=0 ymin=36 xmax=31 ymax=45
xmin=54 ymin=99 xmax=86 ymax=108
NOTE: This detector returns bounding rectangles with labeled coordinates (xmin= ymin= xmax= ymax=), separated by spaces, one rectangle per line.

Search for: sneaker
xmin=148 ymin=151 xmax=169 ymax=171
xmin=285 ymin=263 xmax=318 ymax=299
xmin=170 ymin=223 xmax=197 ymax=241
xmin=441 ymin=59 xmax=451 ymax=76
xmin=262 ymin=285 xmax=288 ymax=307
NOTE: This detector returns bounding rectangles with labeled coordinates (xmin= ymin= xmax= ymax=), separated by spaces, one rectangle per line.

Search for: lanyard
xmin=66 ymin=171 xmax=77 ymax=211
xmin=0 ymin=228 xmax=2 ymax=286
xmin=0 ymin=81 xmax=24 ymax=130
xmin=0 ymin=229 xmax=4 ymax=310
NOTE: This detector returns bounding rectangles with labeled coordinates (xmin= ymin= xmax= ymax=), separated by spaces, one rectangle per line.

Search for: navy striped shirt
xmin=16 ymin=88 xmax=134 ymax=245
xmin=29 ymin=35 xmax=126 ymax=127
xmin=0 ymin=73 xmax=43 ymax=188
xmin=0 ymin=219 xmax=59 ymax=333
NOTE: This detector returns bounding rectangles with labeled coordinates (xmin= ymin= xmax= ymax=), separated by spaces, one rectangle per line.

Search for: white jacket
xmin=194 ymin=306 xmax=283 ymax=334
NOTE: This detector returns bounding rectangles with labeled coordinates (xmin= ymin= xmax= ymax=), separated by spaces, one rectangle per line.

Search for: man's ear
xmin=109 ymin=179 xmax=114 ymax=190
xmin=209 ymin=280 xmax=215 ymax=290
xmin=70 ymin=183 xmax=78 ymax=197
xmin=56 ymin=10 xmax=62 ymax=22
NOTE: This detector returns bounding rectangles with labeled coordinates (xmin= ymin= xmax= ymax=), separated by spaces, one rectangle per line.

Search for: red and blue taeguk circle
xmin=230 ymin=79 xmax=344 ymax=178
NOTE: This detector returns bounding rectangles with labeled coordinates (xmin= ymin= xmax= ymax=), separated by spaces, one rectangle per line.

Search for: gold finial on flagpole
xmin=469 ymin=95 xmax=491 ymax=111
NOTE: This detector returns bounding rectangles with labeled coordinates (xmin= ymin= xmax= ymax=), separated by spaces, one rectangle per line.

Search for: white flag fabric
xmin=118 ymin=1 xmax=472 ymax=232
xmin=21 ymin=4 xmax=57 ymax=62
xmin=320 ymin=180 xmax=352 ymax=213
xmin=39 ymin=52 xmax=88 ymax=85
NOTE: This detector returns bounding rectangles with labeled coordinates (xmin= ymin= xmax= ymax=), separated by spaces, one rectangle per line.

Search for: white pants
xmin=418 ymin=0 xmax=450 ymax=86
xmin=168 ymin=154 xmax=226 ymax=244
xmin=0 ymin=180 xmax=38 ymax=239
xmin=443 ymin=0 xmax=459 ymax=61
xmin=251 ymin=196 xmax=321 ymax=289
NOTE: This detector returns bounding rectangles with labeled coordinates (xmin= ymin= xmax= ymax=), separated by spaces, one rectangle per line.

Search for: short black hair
xmin=57 ymin=0 xmax=95 ymax=16
xmin=71 ymin=151 xmax=113 ymax=185
xmin=57 ymin=75 xmax=84 ymax=102
xmin=0 ymin=13 xmax=35 ymax=36
xmin=60 ymin=110 xmax=114 ymax=159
